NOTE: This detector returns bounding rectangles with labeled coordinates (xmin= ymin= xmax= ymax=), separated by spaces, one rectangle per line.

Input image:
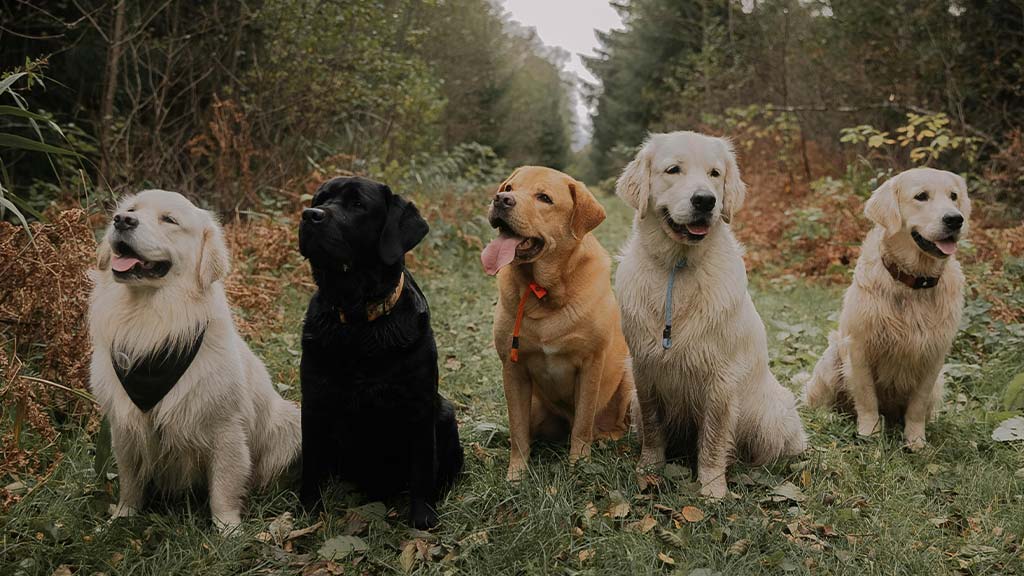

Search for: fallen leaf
xmin=583 ymin=501 xmax=598 ymax=520
xmin=626 ymin=515 xmax=657 ymax=533
xmin=771 ymin=481 xmax=807 ymax=503
xmin=269 ymin=511 xmax=294 ymax=545
xmin=287 ymin=521 xmax=324 ymax=541
xmin=657 ymin=551 xmax=676 ymax=565
xmin=444 ymin=356 xmax=461 ymax=371
xmin=578 ymin=549 xmax=595 ymax=562
xmin=992 ymin=416 xmax=1024 ymax=442
xmin=317 ymin=535 xmax=367 ymax=560
xmin=255 ymin=531 xmax=273 ymax=543
xmin=655 ymin=527 xmax=686 ymax=549
xmin=606 ymin=491 xmax=630 ymax=518
xmin=399 ymin=541 xmax=417 ymax=573
xmin=727 ymin=538 xmax=751 ymax=556
xmin=459 ymin=530 xmax=489 ymax=547
xmin=51 ymin=566 xmax=73 ymax=576
xmin=681 ymin=506 xmax=705 ymax=523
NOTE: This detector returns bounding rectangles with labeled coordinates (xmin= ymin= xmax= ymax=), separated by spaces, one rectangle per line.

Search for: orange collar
xmin=339 ymin=273 xmax=405 ymax=323
xmin=510 ymin=282 xmax=547 ymax=362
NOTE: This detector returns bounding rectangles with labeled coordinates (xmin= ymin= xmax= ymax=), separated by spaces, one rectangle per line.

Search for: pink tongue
xmin=111 ymin=255 xmax=141 ymax=272
xmin=481 ymin=235 xmax=522 ymax=276
xmin=686 ymin=224 xmax=709 ymax=236
xmin=936 ymin=240 xmax=957 ymax=255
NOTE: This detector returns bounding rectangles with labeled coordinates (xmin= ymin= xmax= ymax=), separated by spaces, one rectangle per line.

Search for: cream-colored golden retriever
xmin=615 ymin=131 xmax=806 ymax=498
xmin=89 ymin=190 xmax=300 ymax=533
xmin=805 ymin=168 xmax=970 ymax=450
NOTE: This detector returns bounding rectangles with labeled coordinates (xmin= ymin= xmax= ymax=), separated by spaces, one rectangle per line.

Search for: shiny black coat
xmin=298 ymin=177 xmax=463 ymax=529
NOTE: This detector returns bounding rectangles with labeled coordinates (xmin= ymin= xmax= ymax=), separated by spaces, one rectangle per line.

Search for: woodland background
xmin=1 ymin=1 xmax=1023 ymax=574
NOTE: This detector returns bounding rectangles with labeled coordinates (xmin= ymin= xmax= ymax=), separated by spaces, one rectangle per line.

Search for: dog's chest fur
xmin=844 ymin=258 xmax=964 ymax=392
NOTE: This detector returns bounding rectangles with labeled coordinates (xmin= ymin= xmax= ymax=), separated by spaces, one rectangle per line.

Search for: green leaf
xmin=317 ymin=535 xmax=368 ymax=560
xmin=0 ymin=105 xmax=49 ymax=121
xmin=0 ymin=72 xmax=27 ymax=95
xmin=1003 ymin=373 xmax=1024 ymax=410
xmin=0 ymin=133 xmax=79 ymax=156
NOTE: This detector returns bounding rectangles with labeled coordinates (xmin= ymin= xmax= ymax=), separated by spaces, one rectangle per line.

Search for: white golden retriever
xmin=615 ymin=131 xmax=806 ymax=498
xmin=89 ymin=190 xmax=300 ymax=532
xmin=805 ymin=168 xmax=970 ymax=450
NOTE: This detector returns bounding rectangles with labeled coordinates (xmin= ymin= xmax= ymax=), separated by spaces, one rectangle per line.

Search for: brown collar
xmin=883 ymin=259 xmax=940 ymax=290
xmin=339 ymin=273 xmax=405 ymax=323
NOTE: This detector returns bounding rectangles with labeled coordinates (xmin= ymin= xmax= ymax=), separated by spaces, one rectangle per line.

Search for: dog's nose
xmin=113 ymin=213 xmax=138 ymax=231
xmin=691 ymin=190 xmax=716 ymax=213
xmin=943 ymin=212 xmax=964 ymax=230
xmin=493 ymin=193 xmax=516 ymax=209
xmin=302 ymin=208 xmax=326 ymax=223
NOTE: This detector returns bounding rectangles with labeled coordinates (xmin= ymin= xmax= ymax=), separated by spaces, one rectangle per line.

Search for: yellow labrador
xmin=805 ymin=168 xmax=970 ymax=450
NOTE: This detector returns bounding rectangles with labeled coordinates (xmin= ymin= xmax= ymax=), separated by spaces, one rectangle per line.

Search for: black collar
xmin=112 ymin=327 xmax=206 ymax=412
xmin=883 ymin=259 xmax=940 ymax=290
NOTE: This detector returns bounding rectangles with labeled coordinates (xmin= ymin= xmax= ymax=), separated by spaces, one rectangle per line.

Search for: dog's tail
xmin=254 ymin=396 xmax=302 ymax=488
xmin=803 ymin=331 xmax=846 ymax=409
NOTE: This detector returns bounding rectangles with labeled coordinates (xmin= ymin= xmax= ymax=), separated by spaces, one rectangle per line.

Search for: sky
xmin=498 ymin=0 xmax=624 ymax=148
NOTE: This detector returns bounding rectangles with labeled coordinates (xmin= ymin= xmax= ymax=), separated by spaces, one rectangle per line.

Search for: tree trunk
xmin=99 ymin=0 xmax=126 ymax=181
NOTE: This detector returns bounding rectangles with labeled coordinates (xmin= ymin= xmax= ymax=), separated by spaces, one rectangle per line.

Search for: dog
xmin=482 ymin=166 xmax=635 ymax=482
xmin=804 ymin=168 xmax=970 ymax=450
xmin=88 ymin=190 xmax=301 ymax=533
xmin=298 ymin=176 xmax=463 ymax=529
xmin=614 ymin=131 xmax=807 ymax=498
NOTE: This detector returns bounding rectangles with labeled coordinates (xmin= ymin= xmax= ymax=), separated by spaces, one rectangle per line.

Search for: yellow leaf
xmin=626 ymin=515 xmax=658 ymax=533
xmin=681 ymin=506 xmax=706 ymax=523
xmin=579 ymin=549 xmax=595 ymax=562
xmin=658 ymin=552 xmax=676 ymax=565
xmin=399 ymin=542 xmax=417 ymax=573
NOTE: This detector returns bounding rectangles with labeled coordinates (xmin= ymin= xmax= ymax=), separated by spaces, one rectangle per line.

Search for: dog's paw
xmin=506 ymin=461 xmax=527 ymax=482
xmin=410 ymin=501 xmax=439 ymax=530
xmin=214 ymin=513 xmax=243 ymax=537
xmin=904 ymin=435 xmax=927 ymax=452
xmin=568 ymin=445 xmax=592 ymax=466
xmin=698 ymin=477 xmax=728 ymax=499
xmin=856 ymin=415 xmax=881 ymax=437
xmin=108 ymin=503 xmax=138 ymax=519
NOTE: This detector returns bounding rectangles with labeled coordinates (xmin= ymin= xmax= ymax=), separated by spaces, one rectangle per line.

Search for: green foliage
xmin=840 ymin=113 xmax=981 ymax=168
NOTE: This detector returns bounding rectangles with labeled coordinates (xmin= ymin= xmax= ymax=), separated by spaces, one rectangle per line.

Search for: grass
xmin=2 ymin=195 xmax=1023 ymax=575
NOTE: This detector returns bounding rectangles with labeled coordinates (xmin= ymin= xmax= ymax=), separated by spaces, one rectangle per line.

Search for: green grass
xmin=3 ymin=195 xmax=1023 ymax=575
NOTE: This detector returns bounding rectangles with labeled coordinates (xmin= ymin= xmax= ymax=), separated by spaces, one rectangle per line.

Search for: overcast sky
xmin=498 ymin=0 xmax=624 ymax=147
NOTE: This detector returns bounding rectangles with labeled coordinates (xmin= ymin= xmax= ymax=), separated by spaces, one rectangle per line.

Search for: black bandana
xmin=112 ymin=328 xmax=206 ymax=412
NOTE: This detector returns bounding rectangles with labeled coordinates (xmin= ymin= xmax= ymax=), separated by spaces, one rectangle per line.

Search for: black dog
xmin=298 ymin=176 xmax=463 ymax=528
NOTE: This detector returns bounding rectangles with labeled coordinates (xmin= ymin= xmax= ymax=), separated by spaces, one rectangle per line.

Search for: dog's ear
xmin=617 ymin=143 xmax=652 ymax=219
xmin=954 ymin=172 xmax=972 ymax=224
xmin=97 ymin=235 xmax=111 ymax=271
xmin=864 ymin=176 xmax=903 ymax=236
xmin=197 ymin=213 xmax=230 ymax=288
xmin=720 ymin=138 xmax=747 ymax=223
xmin=569 ymin=179 xmax=606 ymax=239
xmin=379 ymin=190 xmax=429 ymax=266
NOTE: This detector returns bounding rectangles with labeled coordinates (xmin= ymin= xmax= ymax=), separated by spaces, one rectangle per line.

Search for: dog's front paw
xmin=699 ymin=479 xmax=728 ymax=499
xmin=108 ymin=503 xmax=138 ymax=520
xmin=904 ymin=434 xmax=927 ymax=452
xmin=855 ymin=414 xmax=881 ymax=437
xmin=506 ymin=460 xmax=528 ymax=482
xmin=568 ymin=443 xmax=592 ymax=466
xmin=214 ymin=512 xmax=243 ymax=536
xmin=410 ymin=501 xmax=439 ymax=530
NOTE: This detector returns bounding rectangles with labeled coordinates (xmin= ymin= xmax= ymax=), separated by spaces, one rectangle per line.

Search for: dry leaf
xmin=51 ymin=567 xmax=73 ymax=576
xmin=399 ymin=541 xmax=418 ymax=573
xmin=626 ymin=515 xmax=657 ymax=533
xmin=657 ymin=552 xmax=676 ymax=565
xmin=681 ymin=506 xmax=706 ymax=523
xmin=727 ymin=538 xmax=751 ymax=556
xmin=583 ymin=501 xmax=598 ymax=520
xmin=578 ymin=549 xmax=595 ymax=562
xmin=607 ymin=491 xmax=630 ymax=518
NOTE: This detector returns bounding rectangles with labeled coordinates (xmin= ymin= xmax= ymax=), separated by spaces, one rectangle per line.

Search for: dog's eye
xmin=160 ymin=215 xmax=178 ymax=225
xmin=914 ymin=191 xmax=929 ymax=202
xmin=351 ymin=200 xmax=364 ymax=209
xmin=665 ymin=166 xmax=680 ymax=175
xmin=536 ymin=193 xmax=553 ymax=205
xmin=709 ymin=168 xmax=721 ymax=178
xmin=950 ymin=192 xmax=958 ymax=201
